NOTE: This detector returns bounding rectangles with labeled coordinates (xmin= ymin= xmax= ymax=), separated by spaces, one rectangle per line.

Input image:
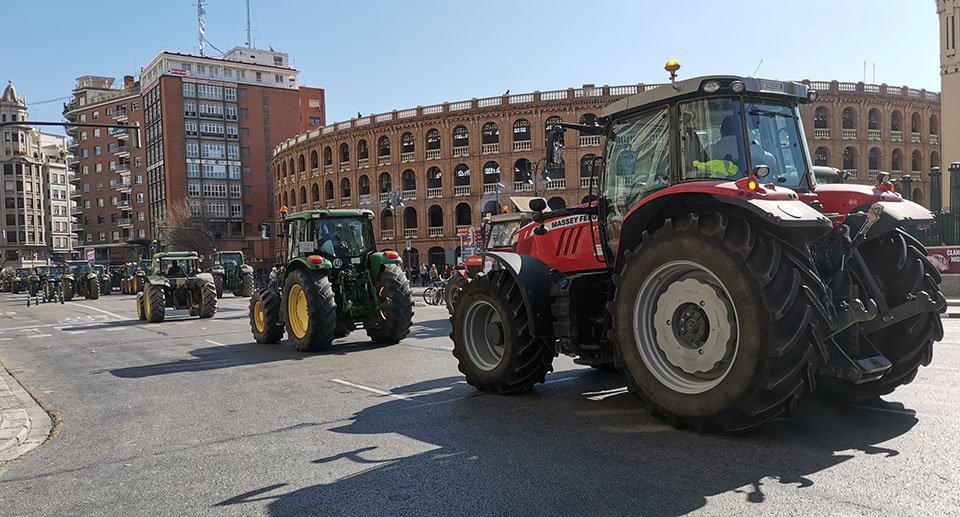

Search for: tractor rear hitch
xmin=819 ymin=335 xmax=892 ymax=384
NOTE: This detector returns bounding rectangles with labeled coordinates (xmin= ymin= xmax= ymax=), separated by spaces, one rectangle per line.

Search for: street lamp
xmin=382 ymin=188 xmax=403 ymax=253
xmin=515 ymin=157 xmax=551 ymax=198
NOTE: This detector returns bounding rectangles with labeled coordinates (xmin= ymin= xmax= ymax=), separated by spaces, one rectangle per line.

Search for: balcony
xmin=911 ymin=132 xmax=922 ymax=144
xmin=381 ymin=229 xmax=395 ymax=240
xmin=312 ymin=168 xmax=320 ymax=178
xmin=379 ymin=192 xmax=392 ymax=203
xmin=312 ymin=201 xmax=321 ymax=209
xmin=546 ymin=178 xmax=566 ymax=190
xmin=378 ymin=155 xmax=391 ymax=166
xmin=359 ymin=194 xmax=372 ymax=205
xmin=454 ymin=185 xmax=471 ymax=196
xmin=339 ymin=162 xmax=350 ymax=172
xmin=580 ymin=177 xmax=598 ymax=188
xmin=70 ymin=188 xmax=81 ymax=200
xmin=845 ymin=169 xmax=858 ymax=180
xmin=813 ymin=128 xmax=830 ymax=139
xmin=580 ymin=135 xmax=601 ymax=147
xmin=117 ymin=181 xmax=132 ymax=192
xmin=324 ymin=164 xmax=333 ymax=174
xmin=891 ymin=130 xmax=903 ymax=142
xmin=403 ymin=189 xmax=416 ymax=200
xmin=841 ymin=129 xmax=857 ymax=140
xmin=115 ymin=163 xmax=130 ymax=173
xmin=299 ymin=171 xmax=307 ymax=181
xmin=119 ymin=200 xmax=132 ymax=210
xmin=867 ymin=129 xmax=881 ymax=141
xmin=341 ymin=198 xmax=352 ymax=207
xmin=403 ymin=228 xmax=418 ymax=239
xmin=326 ymin=200 xmax=335 ymax=208
xmin=483 ymin=183 xmax=503 ymax=194
xmin=453 ymin=146 xmax=469 ymax=157
xmin=67 ymin=139 xmax=79 ymax=151
xmin=514 ymin=181 xmax=533 ymax=192
xmin=455 ymin=224 xmax=471 ymax=234
xmin=427 ymin=187 xmax=442 ymax=198
xmin=481 ymin=143 xmax=499 ymax=154
xmin=71 ymin=205 xmax=83 ymax=215
xmin=400 ymin=152 xmax=415 ymax=163
xmin=931 ymin=135 xmax=940 ymax=145
xmin=118 ymin=217 xmax=133 ymax=228
xmin=113 ymin=110 xmax=128 ymax=121
xmin=357 ymin=158 xmax=370 ymax=169
xmin=429 ymin=226 xmax=443 ymax=238
xmin=513 ymin=140 xmax=532 ymax=152
xmin=426 ymin=149 xmax=441 ymax=160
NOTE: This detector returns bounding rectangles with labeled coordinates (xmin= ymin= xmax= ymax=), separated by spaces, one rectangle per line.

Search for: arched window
xmin=357 ymin=139 xmax=369 ymax=160
xmin=891 ymin=110 xmax=902 ymax=132
xmin=514 ymin=158 xmax=532 ymax=186
xmin=545 ymin=116 xmax=563 ymax=132
xmin=378 ymin=136 xmax=391 ymax=157
xmin=288 ymin=158 xmax=294 ymax=176
xmin=277 ymin=194 xmax=283 ymax=207
xmin=323 ymin=146 xmax=332 ymax=166
xmin=403 ymin=207 xmax=417 ymax=230
xmin=814 ymin=107 xmax=829 ymax=129
xmin=579 ymin=113 xmax=598 ymax=127
xmin=842 ymin=107 xmax=856 ymax=129
xmin=281 ymin=161 xmax=287 ymax=178
xmin=401 ymin=169 xmax=416 ymax=191
xmin=340 ymin=178 xmax=351 ymax=199
xmin=911 ymin=112 xmax=922 ymax=134
xmin=580 ymin=154 xmax=598 ymax=177
xmin=868 ymin=147 xmax=881 ymax=171
xmin=932 ymin=150 xmax=941 ymax=170
xmin=892 ymin=149 xmax=903 ymax=171
xmin=290 ymin=189 xmax=297 ymax=207
xmin=454 ymin=163 xmax=471 ymax=186
xmin=404 ymin=248 xmax=419 ymax=267
xmin=281 ymin=192 xmax=287 ymax=207
xmin=401 ymin=132 xmax=414 ymax=153
xmin=512 ymin=119 xmax=530 ymax=142
xmin=339 ymin=143 xmax=349 ymax=164
xmin=843 ymin=147 xmax=857 ymax=170
xmin=428 ymin=205 xmax=443 ymax=229
xmin=482 ymin=200 xmax=499 ymax=215
xmin=455 ymin=202 xmax=471 ymax=226
xmin=912 ymin=150 xmax=923 ymax=171
xmin=428 ymin=246 xmax=445 ymax=268
xmin=311 ymin=182 xmax=320 ymax=203
xmin=310 ymin=150 xmax=318 ymax=170
xmin=814 ymin=147 xmax=828 ymax=166
xmin=930 ymin=115 xmax=940 ymax=135
xmin=482 ymin=122 xmax=499 ymax=144
xmin=379 ymin=172 xmax=392 ymax=193
xmin=581 ymin=195 xmax=598 ymax=204
xmin=358 ymin=175 xmax=370 ymax=195
xmin=325 ymin=180 xmax=334 ymax=200
xmin=298 ymin=154 xmax=306 ymax=172
xmin=482 ymin=161 xmax=500 ymax=185
xmin=380 ymin=209 xmax=394 ymax=232
xmin=453 ymin=126 xmax=469 ymax=148
xmin=299 ymin=186 xmax=307 ymax=206
xmin=868 ymin=109 xmax=881 ymax=130
xmin=912 ymin=189 xmax=924 ymax=207
xmin=427 ymin=167 xmax=442 ymax=189
xmin=426 ymin=129 xmax=441 ymax=150
xmin=547 ymin=196 xmax=566 ymax=210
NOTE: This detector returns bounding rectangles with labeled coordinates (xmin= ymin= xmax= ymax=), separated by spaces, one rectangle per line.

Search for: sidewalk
xmin=0 ymin=360 xmax=52 ymax=463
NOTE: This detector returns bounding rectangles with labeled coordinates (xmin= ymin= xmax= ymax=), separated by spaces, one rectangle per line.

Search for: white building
xmin=37 ymin=132 xmax=75 ymax=259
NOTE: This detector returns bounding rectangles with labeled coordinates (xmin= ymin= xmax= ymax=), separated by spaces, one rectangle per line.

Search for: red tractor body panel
xmin=515 ymin=214 xmax=606 ymax=274
xmin=813 ymin=183 xmax=903 ymax=215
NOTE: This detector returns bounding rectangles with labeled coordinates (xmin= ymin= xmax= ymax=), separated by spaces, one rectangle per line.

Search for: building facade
xmin=272 ymin=80 xmax=942 ymax=267
xmin=939 ymin=0 xmax=960 ymax=209
xmin=38 ymin=132 xmax=75 ymax=260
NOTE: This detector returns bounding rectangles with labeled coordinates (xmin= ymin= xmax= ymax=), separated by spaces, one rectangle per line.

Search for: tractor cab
xmin=154 ymin=253 xmax=201 ymax=278
xmin=68 ymin=261 xmax=91 ymax=275
xmin=214 ymin=251 xmax=243 ymax=268
xmin=283 ymin=209 xmax=377 ymax=268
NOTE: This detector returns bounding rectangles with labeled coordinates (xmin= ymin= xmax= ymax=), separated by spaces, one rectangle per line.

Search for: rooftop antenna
xmin=753 ymin=58 xmax=764 ymax=76
xmin=197 ymin=0 xmax=206 ymax=56
xmin=246 ymin=0 xmax=253 ymax=48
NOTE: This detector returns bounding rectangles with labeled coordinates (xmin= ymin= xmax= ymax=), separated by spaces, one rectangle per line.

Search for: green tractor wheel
xmin=214 ymin=274 xmax=224 ymax=299
xmin=283 ymin=269 xmax=337 ymax=352
xmin=144 ymin=284 xmax=165 ymax=323
xmin=365 ymin=264 xmax=414 ymax=344
xmin=136 ymin=292 xmax=147 ymax=320
xmin=250 ymin=288 xmax=284 ymax=343
xmin=62 ymin=280 xmax=74 ymax=302
xmin=86 ymin=277 xmax=100 ymax=300
xmin=239 ymin=272 xmax=254 ymax=297
xmin=197 ymin=281 xmax=218 ymax=318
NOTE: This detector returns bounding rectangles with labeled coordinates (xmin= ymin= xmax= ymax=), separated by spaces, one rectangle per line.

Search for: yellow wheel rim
xmin=254 ymin=300 xmax=267 ymax=333
xmin=288 ymin=284 xmax=308 ymax=339
xmin=144 ymin=288 xmax=151 ymax=314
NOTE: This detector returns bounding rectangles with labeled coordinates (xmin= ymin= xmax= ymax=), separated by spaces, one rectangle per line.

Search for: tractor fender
xmin=480 ymin=251 xmax=557 ymax=339
xmin=145 ymin=276 xmax=170 ymax=288
xmin=195 ymin=272 xmax=216 ymax=285
xmin=240 ymin=264 xmax=254 ymax=273
xmin=369 ymin=252 xmax=402 ymax=279
xmin=285 ymin=257 xmax=332 ymax=276
xmin=843 ymin=199 xmax=935 ymax=240
xmin=711 ymin=195 xmax=833 ymax=229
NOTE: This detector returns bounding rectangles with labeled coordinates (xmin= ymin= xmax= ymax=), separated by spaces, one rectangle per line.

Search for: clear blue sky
xmin=0 ymin=0 xmax=941 ymax=133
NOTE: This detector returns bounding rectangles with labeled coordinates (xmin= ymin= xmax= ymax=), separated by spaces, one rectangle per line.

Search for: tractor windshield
xmin=218 ymin=252 xmax=243 ymax=267
xmin=92 ymin=265 xmax=105 ymax=275
xmin=313 ymin=218 xmax=374 ymax=258
xmin=678 ymin=97 xmax=809 ymax=188
xmin=16 ymin=268 xmax=30 ymax=277
xmin=70 ymin=263 xmax=90 ymax=275
xmin=488 ymin=220 xmax=524 ymax=249
xmin=159 ymin=258 xmax=198 ymax=277
xmin=49 ymin=266 xmax=64 ymax=277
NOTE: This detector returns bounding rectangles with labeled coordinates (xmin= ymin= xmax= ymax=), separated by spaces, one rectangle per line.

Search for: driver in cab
xmin=318 ymin=223 xmax=337 ymax=255
xmin=697 ymin=115 xmax=776 ymax=178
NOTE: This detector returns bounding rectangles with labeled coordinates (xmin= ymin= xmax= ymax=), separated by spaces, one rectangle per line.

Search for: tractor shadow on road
xmin=219 ymin=371 xmax=919 ymax=516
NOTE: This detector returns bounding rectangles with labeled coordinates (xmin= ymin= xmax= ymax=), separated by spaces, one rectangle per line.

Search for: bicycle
xmin=422 ymin=279 xmax=446 ymax=306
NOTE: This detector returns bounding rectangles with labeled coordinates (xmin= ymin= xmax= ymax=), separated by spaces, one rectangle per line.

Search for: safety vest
xmin=692 ymin=159 xmax=739 ymax=178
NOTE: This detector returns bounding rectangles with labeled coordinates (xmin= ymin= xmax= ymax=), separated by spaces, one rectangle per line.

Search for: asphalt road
xmin=0 ymin=290 xmax=958 ymax=516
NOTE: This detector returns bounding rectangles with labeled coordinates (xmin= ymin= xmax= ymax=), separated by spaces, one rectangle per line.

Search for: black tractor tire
xmin=250 ymin=288 xmax=284 ymax=344
xmin=366 ymin=264 xmax=414 ymax=344
xmin=239 ymin=272 xmax=254 ymax=297
xmin=609 ymin=213 xmax=818 ymax=433
xmin=86 ymin=277 xmax=100 ymax=300
xmin=213 ymin=274 xmax=224 ymax=299
xmin=822 ymin=230 xmax=945 ymax=401
xmin=136 ymin=292 xmax=146 ymax=320
xmin=283 ymin=269 xmax=337 ymax=352
xmin=120 ymin=279 xmax=127 ymax=295
xmin=451 ymin=270 xmax=557 ymax=393
xmin=444 ymin=274 xmax=469 ymax=315
xmin=11 ymin=283 xmax=20 ymax=295
xmin=62 ymin=281 xmax=74 ymax=302
xmin=101 ymin=278 xmax=112 ymax=295
xmin=144 ymin=284 xmax=166 ymax=323
xmin=197 ymin=281 xmax=218 ymax=319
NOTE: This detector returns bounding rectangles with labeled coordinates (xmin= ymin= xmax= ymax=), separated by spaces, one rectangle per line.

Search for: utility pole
xmin=246 ymin=0 xmax=252 ymax=48
xmin=197 ymin=0 xmax=206 ymax=56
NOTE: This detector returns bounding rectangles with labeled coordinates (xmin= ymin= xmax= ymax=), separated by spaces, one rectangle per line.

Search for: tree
xmin=156 ymin=199 xmax=217 ymax=259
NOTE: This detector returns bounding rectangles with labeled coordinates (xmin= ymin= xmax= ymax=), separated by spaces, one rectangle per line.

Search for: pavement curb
xmin=0 ymin=360 xmax=52 ymax=464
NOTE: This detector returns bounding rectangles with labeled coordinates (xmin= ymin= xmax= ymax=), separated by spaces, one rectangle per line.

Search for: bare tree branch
xmin=156 ymin=199 xmax=216 ymax=258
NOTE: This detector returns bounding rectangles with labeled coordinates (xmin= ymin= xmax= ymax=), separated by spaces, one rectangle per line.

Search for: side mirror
xmin=545 ymin=129 xmax=565 ymax=170
xmin=529 ymin=198 xmax=547 ymax=213
xmin=752 ymin=165 xmax=770 ymax=179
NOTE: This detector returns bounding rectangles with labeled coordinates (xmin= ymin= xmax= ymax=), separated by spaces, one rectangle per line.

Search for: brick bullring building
xmin=272 ymin=79 xmax=941 ymax=267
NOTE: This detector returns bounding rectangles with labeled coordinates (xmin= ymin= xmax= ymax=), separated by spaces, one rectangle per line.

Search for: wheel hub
xmin=653 ymin=277 xmax=732 ymax=375
xmin=462 ymin=299 xmax=506 ymax=371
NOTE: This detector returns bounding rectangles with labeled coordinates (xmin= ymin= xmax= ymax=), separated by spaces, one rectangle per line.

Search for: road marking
xmin=330 ymin=379 xmax=418 ymax=402
xmin=63 ymin=331 xmax=86 ymax=335
xmin=27 ymin=334 xmax=52 ymax=338
xmin=205 ymin=339 xmax=226 ymax=347
xmin=849 ymin=404 xmax=916 ymax=416
xmin=68 ymin=303 xmax=125 ymax=320
xmin=582 ymin=386 xmax=629 ymax=401
xmin=0 ymin=337 xmax=12 ymax=341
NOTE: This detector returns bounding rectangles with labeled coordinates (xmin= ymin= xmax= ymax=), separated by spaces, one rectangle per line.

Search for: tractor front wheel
xmin=250 ymin=288 xmax=284 ymax=343
xmin=366 ymin=265 xmax=414 ymax=344
xmin=283 ymin=269 xmax=337 ymax=352
xmin=239 ymin=272 xmax=254 ymax=297
xmin=62 ymin=281 xmax=74 ymax=302
xmin=197 ymin=281 xmax=218 ymax=318
xmin=86 ymin=277 xmax=100 ymax=300
xmin=610 ymin=213 xmax=817 ymax=433
xmin=451 ymin=271 xmax=556 ymax=393
xmin=213 ymin=274 xmax=224 ymax=299
xmin=136 ymin=292 xmax=146 ymax=320
xmin=101 ymin=278 xmax=112 ymax=295
xmin=144 ymin=284 xmax=165 ymax=323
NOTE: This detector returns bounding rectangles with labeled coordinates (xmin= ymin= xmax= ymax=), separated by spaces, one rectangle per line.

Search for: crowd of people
xmin=406 ymin=262 xmax=455 ymax=287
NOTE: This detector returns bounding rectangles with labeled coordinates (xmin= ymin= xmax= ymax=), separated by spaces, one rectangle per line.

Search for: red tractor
xmin=450 ymin=65 xmax=945 ymax=432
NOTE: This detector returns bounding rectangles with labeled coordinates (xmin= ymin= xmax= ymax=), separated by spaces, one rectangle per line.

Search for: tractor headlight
xmin=702 ymin=81 xmax=721 ymax=94
xmin=730 ymin=81 xmax=745 ymax=93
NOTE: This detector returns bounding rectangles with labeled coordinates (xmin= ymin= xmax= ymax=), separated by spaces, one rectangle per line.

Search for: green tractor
xmin=120 ymin=260 xmax=153 ymax=294
xmin=9 ymin=268 xmax=31 ymax=294
xmin=91 ymin=264 xmax=113 ymax=296
xmin=136 ymin=252 xmax=218 ymax=323
xmin=65 ymin=261 xmax=101 ymax=300
xmin=41 ymin=265 xmax=65 ymax=303
xmin=209 ymin=251 xmax=255 ymax=298
xmin=108 ymin=264 xmax=125 ymax=293
xmin=249 ymin=209 xmax=414 ymax=352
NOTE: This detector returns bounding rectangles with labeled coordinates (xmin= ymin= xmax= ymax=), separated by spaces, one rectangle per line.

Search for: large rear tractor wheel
xmin=444 ymin=274 xmax=469 ymax=315
xmin=213 ymin=274 xmax=224 ymax=299
xmin=101 ymin=278 xmax=112 ymax=296
xmin=144 ymin=284 xmax=166 ymax=323
xmin=197 ymin=281 xmax=218 ymax=319
xmin=136 ymin=292 xmax=146 ymax=320
xmin=283 ymin=269 xmax=337 ymax=352
xmin=62 ymin=281 xmax=74 ymax=302
xmin=250 ymin=288 xmax=284 ymax=343
xmin=239 ymin=273 xmax=254 ymax=297
xmin=11 ymin=283 xmax=20 ymax=294
xmin=610 ymin=213 xmax=818 ymax=433
xmin=451 ymin=271 xmax=557 ymax=393
xmin=366 ymin=265 xmax=414 ymax=344
xmin=822 ymin=230 xmax=945 ymax=401
xmin=86 ymin=277 xmax=100 ymax=300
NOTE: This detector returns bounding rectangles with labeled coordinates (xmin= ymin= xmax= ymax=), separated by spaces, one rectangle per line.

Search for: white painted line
xmin=0 ymin=337 xmax=12 ymax=341
xmin=68 ymin=303 xmax=125 ymax=320
xmin=331 ymin=378 xmax=416 ymax=402
xmin=205 ymin=339 xmax=226 ymax=347
xmin=583 ymin=386 xmax=629 ymax=401
xmin=27 ymin=334 xmax=52 ymax=338
xmin=64 ymin=331 xmax=86 ymax=335
xmin=849 ymin=404 xmax=916 ymax=416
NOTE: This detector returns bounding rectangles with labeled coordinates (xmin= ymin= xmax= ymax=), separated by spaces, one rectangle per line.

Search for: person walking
xmin=429 ymin=264 xmax=439 ymax=285
xmin=420 ymin=263 xmax=429 ymax=287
